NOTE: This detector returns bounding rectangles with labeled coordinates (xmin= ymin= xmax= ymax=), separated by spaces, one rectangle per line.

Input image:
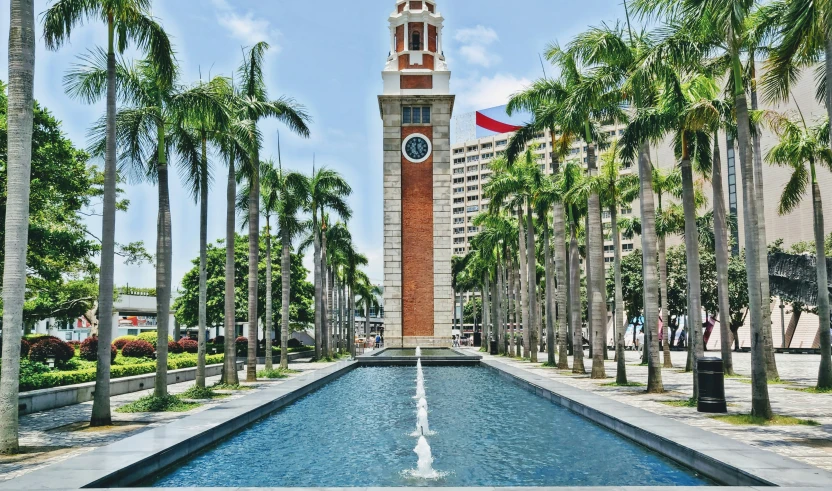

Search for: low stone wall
xmin=18 ymin=361 xmax=244 ymax=415
xmin=255 ymin=350 xmax=315 ymax=364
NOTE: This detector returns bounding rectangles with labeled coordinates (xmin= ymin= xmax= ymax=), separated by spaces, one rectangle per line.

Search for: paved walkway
xmin=0 ymin=360 xmax=337 ymax=483
xmin=468 ymin=348 xmax=832 ymax=472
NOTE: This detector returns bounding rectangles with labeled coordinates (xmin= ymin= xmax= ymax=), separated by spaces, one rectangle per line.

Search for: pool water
xmin=147 ymin=366 xmax=711 ymax=487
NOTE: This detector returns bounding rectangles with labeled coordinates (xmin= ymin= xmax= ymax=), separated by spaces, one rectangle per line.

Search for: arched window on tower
xmin=411 ymin=31 xmax=421 ymax=51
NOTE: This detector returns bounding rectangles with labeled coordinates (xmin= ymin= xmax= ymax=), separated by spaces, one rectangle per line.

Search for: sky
xmin=0 ymin=0 xmax=627 ymax=291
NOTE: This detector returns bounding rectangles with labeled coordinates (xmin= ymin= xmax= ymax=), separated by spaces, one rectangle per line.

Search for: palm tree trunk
xmin=820 ymin=35 xmax=832 ymax=388
xmin=553 ymin=203 xmax=569 ymax=368
xmin=587 ymin=143 xmax=606 ymax=379
xmin=246 ymin=148 xmax=261 ymax=382
xmin=264 ymin=218 xmax=274 ymax=371
xmin=313 ymin=211 xmax=322 ymax=360
xmin=569 ymin=216 xmax=585 ymax=373
xmin=0 ymin=0 xmax=35 ymax=451
xmin=811 ymin=172 xmax=832 ymax=388
xmin=458 ymin=289 xmax=465 ymax=342
xmin=638 ymin=142 xmax=663 ymax=393
xmin=518 ymin=208 xmax=531 ymax=359
xmin=750 ymin=64 xmax=778 ymax=380
xmin=280 ymin=227 xmax=291 ymax=369
xmin=733 ymin=50 xmax=772 ymax=418
xmin=681 ymin=147 xmax=705 ymax=399
xmin=658 ymin=235 xmax=672 ymax=367
xmin=491 ymin=270 xmax=499 ymax=354
xmin=90 ymin=12 xmax=116 ymax=427
xmin=222 ymin=153 xmax=239 ymax=385
xmin=321 ymin=231 xmax=329 ymax=357
xmin=482 ymin=273 xmax=491 ymax=347
xmin=712 ymin=134 xmax=734 ymax=375
xmin=544 ymin=217 xmax=556 ymax=365
xmin=611 ymin=206 xmax=627 ymax=384
xmin=526 ymin=202 xmax=539 ymax=362
xmin=196 ymin=142 xmax=208 ymax=388
xmin=155 ymin=125 xmax=172 ymax=398
xmin=513 ymin=263 xmax=521 ymax=357
xmin=326 ymin=265 xmax=333 ymax=356
xmin=496 ymin=263 xmax=505 ymax=354
xmin=349 ymin=285 xmax=356 ymax=357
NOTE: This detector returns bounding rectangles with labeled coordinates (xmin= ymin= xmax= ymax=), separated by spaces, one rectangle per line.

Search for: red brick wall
xmin=396 ymin=25 xmax=404 ymax=53
xmin=401 ymin=75 xmax=433 ymax=89
xmin=410 ymin=1 xmax=422 ymax=10
xmin=398 ymin=3 xmax=405 ymax=13
xmin=428 ymin=25 xmax=437 ymax=52
xmin=401 ymin=126 xmax=434 ymax=338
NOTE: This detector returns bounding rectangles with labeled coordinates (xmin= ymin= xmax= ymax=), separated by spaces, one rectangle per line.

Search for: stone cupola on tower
xmin=383 ymin=0 xmax=450 ymax=95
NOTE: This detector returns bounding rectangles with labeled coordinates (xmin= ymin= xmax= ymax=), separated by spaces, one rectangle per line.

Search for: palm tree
xmin=559 ymin=161 xmax=589 ymax=373
xmin=356 ymin=276 xmax=381 ymax=341
xmin=344 ymin=245 xmax=368 ymax=357
xmin=483 ymin=154 xmax=540 ymax=360
xmin=236 ymin=41 xmax=310 ymax=381
xmin=173 ymin=76 xmax=231 ymax=388
xmin=634 ymin=0 xmax=771 ymax=419
xmin=0 ymin=0 xmax=35 ymax=454
xmin=43 ymin=0 xmax=174 ymax=427
xmin=764 ymin=112 xmax=832 ymax=389
xmin=72 ymin=55 xmax=228 ymax=398
xmin=593 ymin=143 xmax=639 ymax=382
xmin=305 ymin=168 xmax=351 ymax=359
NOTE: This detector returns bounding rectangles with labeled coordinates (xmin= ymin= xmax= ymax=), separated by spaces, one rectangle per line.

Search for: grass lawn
xmin=712 ymin=414 xmax=820 ymax=426
xmin=601 ymin=381 xmax=645 ymax=387
xmin=789 ymin=386 xmax=832 ymax=394
xmin=211 ymin=383 xmax=254 ymax=391
xmin=116 ymin=395 xmax=201 ymax=413
xmin=660 ymin=398 xmax=698 ymax=408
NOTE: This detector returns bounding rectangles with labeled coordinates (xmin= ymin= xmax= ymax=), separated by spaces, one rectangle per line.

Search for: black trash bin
xmin=473 ymin=332 xmax=482 ymax=347
xmin=489 ymin=340 xmax=498 ymax=355
xmin=697 ymin=357 xmax=727 ymax=413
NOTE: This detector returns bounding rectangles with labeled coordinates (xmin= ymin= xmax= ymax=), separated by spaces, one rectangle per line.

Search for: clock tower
xmin=380 ymin=0 xmax=454 ymax=347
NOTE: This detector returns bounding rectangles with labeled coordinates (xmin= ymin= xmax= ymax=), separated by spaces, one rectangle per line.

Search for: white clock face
xmin=402 ymin=134 xmax=432 ymax=163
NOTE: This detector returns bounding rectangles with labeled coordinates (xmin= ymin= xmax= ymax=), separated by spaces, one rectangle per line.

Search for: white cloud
xmin=454 ymin=25 xmax=500 ymax=67
xmin=453 ymin=73 xmax=532 ymax=114
xmin=211 ymin=0 xmax=281 ymax=49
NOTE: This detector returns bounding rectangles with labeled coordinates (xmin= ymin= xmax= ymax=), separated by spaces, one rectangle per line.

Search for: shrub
xmin=212 ymin=335 xmax=225 ymax=345
xmin=137 ymin=331 xmax=172 ymax=348
xmin=113 ymin=335 xmax=137 ymax=349
xmin=1 ymin=337 xmax=33 ymax=357
xmin=79 ymin=337 xmax=117 ymax=363
xmin=179 ymin=338 xmax=198 ymax=353
xmin=122 ymin=340 xmax=155 ymax=358
xmin=28 ymin=336 xmax=75 ymax=365
xmin=167 ymin=340 xmax=184 ymax=354
xmin=235 ymin=336 xmax=248 ymax=355
xmin=287 ymin=338 xmax=302 ymax=348
xmin=66 ymin=340 xmax=81 ymax=348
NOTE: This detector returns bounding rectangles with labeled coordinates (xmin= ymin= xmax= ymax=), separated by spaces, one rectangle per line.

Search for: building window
xmin=454 ymin=227 xmax=464 ymax=234
xmin=403 ymin=106 xmax=431 ymax=124
xmin=481 ymin=143 xmax=492 ymax=150
xmin=453 ymin=157 xmax=465 ymax=164
xmin=467 ymin=155 xmax=479 ymax=162
xmin=467 ymin=205 xmax=479 ymax=213
xmin=454 ymin=237 xmax=465 ymax=244
xmin=453 ymin=197 xmax=464 ymax=204
xmin=468 ymin=226 xmax=478 ymax=233
xmin=496 ymin=140 xmax=507 ymax=147
xmin=604 ymin=256 xmax=614 ymax=263
xmin=604 ymin=245 xmax=615 ymax=253
xmin=481 ymin=152 xmax=494 ymax=160
xmin=467 ymin=185 xmax=478 ymax=192
xmin=467 ymin=195 xmax=478 ymax=201
xmin=621 ymin=206 xmax=632 ymax=215
xmin=453 ymin=148 xmax=464 ymax=155
xmin=454 ymin=217 xmax=464 ymax=224
xmin=453 ymin=168 xmax=464 ymax=175
xmin=453 ymin=177 xmax=464 ymax=184
xmin=453 ymin=207 xmax=464 ymax=215
xmin=410 ymin=31 xmax=422 ymax=50
xmin=467 ymin=145 xmax=478 ymax=152
xmin=467 ymin=175 xmax=478 ymax=182
xmin=453 ymin=187 xmax=464 ymax=194
xmin=623 ymin=243 xmax=634 ymax=252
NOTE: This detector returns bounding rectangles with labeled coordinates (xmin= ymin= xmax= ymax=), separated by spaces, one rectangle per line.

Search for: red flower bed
xmin=79 ymin=337 xmax=117 ymax=363
xmin=179 ymin=338 xmax=198 ymax=354
xmin=28 ymin=336 xmax=75 ymax=365
xmin=167 ymin=340 xmax=184 ymax=354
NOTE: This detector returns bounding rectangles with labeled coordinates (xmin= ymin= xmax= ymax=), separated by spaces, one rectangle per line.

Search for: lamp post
xmin=608 ymin=297 xmax=615 ymax=357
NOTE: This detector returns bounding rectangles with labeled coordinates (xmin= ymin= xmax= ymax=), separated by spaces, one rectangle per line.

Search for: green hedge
xmin=19 ymin=353 xmax=225 ymax=392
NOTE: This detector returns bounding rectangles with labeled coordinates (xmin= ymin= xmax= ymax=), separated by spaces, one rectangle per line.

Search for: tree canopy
xmin=174 ymin=233 xmax=313 ymax=329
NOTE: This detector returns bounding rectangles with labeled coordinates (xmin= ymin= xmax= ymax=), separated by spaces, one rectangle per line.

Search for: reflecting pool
xmin=147 ymin=366 xmax=711 ymax=487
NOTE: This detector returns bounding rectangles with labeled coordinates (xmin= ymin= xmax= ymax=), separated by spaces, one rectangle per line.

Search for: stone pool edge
xmin=0 ymin=360 xmax=358 ymax=491
xmin=481 ymin=358 xmax=832 ymax=488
